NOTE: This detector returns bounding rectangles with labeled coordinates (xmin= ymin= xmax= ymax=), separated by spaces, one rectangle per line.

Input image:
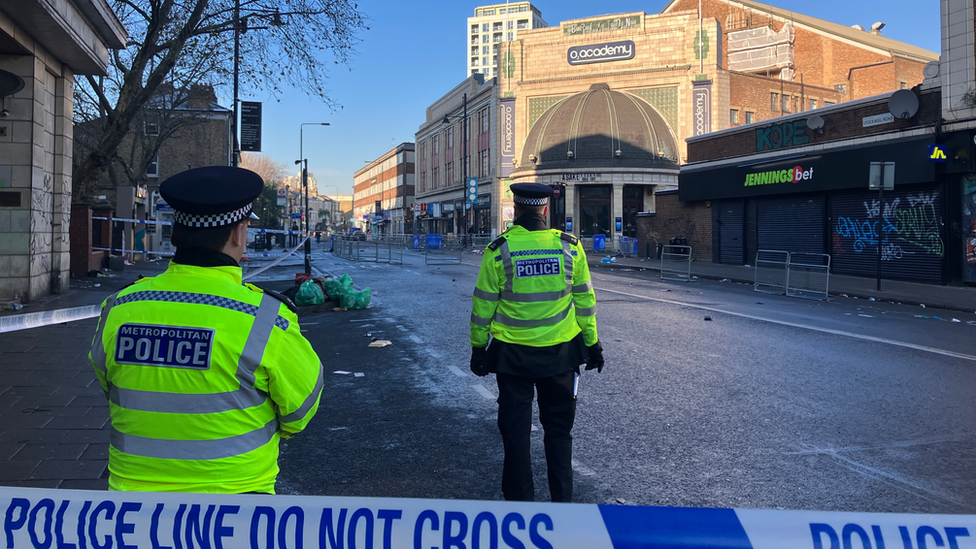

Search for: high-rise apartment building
xmin=467 ymin=2 xmax=547 ymax=78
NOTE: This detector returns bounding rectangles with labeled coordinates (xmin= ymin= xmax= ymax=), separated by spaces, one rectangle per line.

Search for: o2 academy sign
xmin=567 ymin=41 xmax=635 ymax=65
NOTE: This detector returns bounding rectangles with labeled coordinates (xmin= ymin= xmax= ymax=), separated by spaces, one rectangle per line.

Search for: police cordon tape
xmin=92 ymin=217 xmax=309 ymax=235
xmin=90 ymin=248 xmax=308 ymax=260
xmin=0 ymin=305 xmax=100 ymax=334
xmin=2 ymin=487 xmax=973 ymax=549
xmin=0 ymin=237 xmax=315 ymax=334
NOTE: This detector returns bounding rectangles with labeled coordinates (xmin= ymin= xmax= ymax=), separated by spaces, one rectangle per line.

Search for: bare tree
xmin=241 ymin=152 xmax=289 ymax=229
xmin=73 ymin=0 xmax=368 ymax=203
xmin=241 ymin=152 xmax=288 ymax=184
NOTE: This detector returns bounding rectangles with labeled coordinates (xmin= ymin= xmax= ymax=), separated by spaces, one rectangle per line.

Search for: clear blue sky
xmin=232 ymin=0 xmax=940 ymax=197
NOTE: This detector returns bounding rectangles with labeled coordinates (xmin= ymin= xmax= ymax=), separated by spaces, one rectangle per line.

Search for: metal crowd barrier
xmin=332 ymin=235 xmax=404 ymax=265
xmin=661 ymin=245 xmax=693 ymax=282
xmin=423 ymin=234 xmax=462 ymax=265
xmin=753 ymin=250 xmax=831 ymax=300
xmin=615 ymin=236 xmax=638 ymax=258
xmin=754 ymin=249 xmax=791 ymax=294
xmin=787 ymin=253 xmax=831 ymax=300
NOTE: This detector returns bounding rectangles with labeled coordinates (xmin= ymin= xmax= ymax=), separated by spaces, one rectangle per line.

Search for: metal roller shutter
xmin=719 ymin=199 xmax=744 ymax=264
xmin=830 ymin=185 xmax=945 ymax=284
xmin=757 ymin=194 xmax=824 ymax=256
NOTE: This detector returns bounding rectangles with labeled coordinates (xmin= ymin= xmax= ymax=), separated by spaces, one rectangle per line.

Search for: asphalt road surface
xmin=248 ymin=244 xmax=976 ymax=514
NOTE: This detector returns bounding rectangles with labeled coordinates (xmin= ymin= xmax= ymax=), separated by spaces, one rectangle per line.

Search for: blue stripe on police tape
xmin=598 ymin=505 xmax=753 ymax=549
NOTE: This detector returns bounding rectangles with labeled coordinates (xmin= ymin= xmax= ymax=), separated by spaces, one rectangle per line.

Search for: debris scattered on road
xmin=952 ymin=319 xmax=962 ymax=323
xmin=333 ymin=370 xmax=352 ymax=375
xmin=720 ymin=278 xmax=730 ymax=282
xmin=94 ymin=284 xmax=101 ymax=288
xmin=840 ymin=294 xmax=849 ymax=297
xmin=661 ymin=289 xmax=671 ymax=292
xmin=920 ymin=304 xmax=926 ymax=308
xmin=858 ymin=314 xmax=874 ymax=318
xmin=354 ymin=372 xmax=365 ymax=377
xmin=869 ymin=297 xmax=876 ymax=302
xmin=704 ymin=316 xmax=712 ymax=321
xmin=329 ymin=426 xmax=348 ymax=431
xmin=756 ymin=301 xmax=764 ymax=305
xmin=844 ymin=312 xmax=853 ymax=316
xmin=368 ymin=340 xmax=392 ymax=348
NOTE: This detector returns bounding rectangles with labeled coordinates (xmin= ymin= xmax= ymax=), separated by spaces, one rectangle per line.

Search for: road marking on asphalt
xmin=448 ymin=365 xmax=467 ymax=377
xmin=572 ymin=459 xmax=596 ymax=477
xmin=595 ymin=286 xmax=976 ymax=362
xmin=473 ymin=384 xmax=495 ymax=400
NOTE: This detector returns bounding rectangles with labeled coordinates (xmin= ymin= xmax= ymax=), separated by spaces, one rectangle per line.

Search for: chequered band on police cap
xmin=174 ymin=204 xmax=252 ymax=228
xmin=513 ymin=195 xmax=549 ymax=206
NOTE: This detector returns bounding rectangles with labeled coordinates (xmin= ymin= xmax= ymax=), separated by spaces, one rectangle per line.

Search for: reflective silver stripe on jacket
xmin=575 ymin=305 xmax=598 ymax=317
xmin=280 ymin=362 xmax=325 ymax=424
xmin=106 ymin=293 xmax=283 ymax=414
xmin=499 ymin=240 xmax=514 ymax=293
xmin=561 ymin=241 xmax=575 ymax=287
xmin=500 ymin=288 xmax=571 ymax=303
xmin=90 ymin=294 xmax=118 ymax=377
xmin=473 ymin=287 xmax=499 ymax=302
xmin=493 ymin=305 xmax=573 ymax=328
xmin=470 ymin=313 xmax=492 ymax=327
xmin=573 ymin=280 xmax=594 ymax=294
xmin=111 ymin=419 xmax=278 ymax=460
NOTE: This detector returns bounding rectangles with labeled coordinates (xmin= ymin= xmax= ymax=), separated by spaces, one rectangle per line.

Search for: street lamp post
xmin=442 ymin=93 xmax=468 ymax=237
xmin=297 ymin=122 xmax=329 ymax=275
xmin=231 ymin=2 xmax=285 ymax=166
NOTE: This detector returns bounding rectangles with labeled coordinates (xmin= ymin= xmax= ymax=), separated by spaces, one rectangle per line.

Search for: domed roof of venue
xmin=516 ymin=84 xmax=679 ymax=172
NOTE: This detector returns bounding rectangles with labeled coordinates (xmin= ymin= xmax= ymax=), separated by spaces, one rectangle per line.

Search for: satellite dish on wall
xmin=922 ymin=61 xmax=940 ymax=79
xmin=0 ymin=70 xmax=25 ymax=98
xmin=806 ymin=114 xmax=825 ymax=130
xmin=888 ymin=89 xmax=919 ymax=119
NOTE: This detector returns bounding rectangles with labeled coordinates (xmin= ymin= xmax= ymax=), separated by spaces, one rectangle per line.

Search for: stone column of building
xmin=612 ymin=182 xmax=624 ymax=250
xmin=564 ymin=184 xmax=575 ymax=236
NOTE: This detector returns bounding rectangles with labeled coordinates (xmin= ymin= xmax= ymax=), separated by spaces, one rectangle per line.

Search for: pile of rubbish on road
xmin=293 ymin=274 xmax=371 ymax=310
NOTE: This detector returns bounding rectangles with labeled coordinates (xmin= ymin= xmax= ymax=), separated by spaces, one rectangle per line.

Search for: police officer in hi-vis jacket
xmin=89 ymin=166 xmax=323 ymax=493
xmin=470 ymin=182 xmax=604 ymax=502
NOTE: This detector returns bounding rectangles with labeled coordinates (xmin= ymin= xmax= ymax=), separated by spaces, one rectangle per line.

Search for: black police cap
xmin=510 ymin=183 xmax=553 ymax=206
xmin=160 ymin=166 xmax=263 ymax=228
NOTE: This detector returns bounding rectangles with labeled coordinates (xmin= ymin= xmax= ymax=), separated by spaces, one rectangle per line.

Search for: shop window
xmin=770 ymin=92 xmax=779 ymax=111
xmin=730 ymin=109 xmax=739 ymax=124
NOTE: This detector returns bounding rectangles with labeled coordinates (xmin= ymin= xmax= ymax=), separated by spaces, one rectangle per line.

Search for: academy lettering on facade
xmin=744 ymin=166 xmax=814 ymax=186
xmin=115 ymin=323 xmax=214 ymax=369
xmin=567 ymin=41 xmax=635 ymax=65
xmin=500 ymin=98 xmax=516 ymax=177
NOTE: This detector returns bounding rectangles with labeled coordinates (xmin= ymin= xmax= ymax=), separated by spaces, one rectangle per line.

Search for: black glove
xmin=470 ymin=346 xmax=489 ymax=377
xmin=584 ymin=341 xmax=605 ymax=373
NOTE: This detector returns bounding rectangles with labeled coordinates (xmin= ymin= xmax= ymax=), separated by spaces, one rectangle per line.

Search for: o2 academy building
xmin=496 ymin=0 xmax=934 ymax=241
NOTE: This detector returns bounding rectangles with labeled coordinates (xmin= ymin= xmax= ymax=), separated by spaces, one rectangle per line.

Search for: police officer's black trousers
xmin=496 ymin=371 xmax=576 ymax=502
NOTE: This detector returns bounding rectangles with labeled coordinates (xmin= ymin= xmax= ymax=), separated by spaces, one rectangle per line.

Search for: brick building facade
xmin=353 ymin=143 xmax=416 ymax=236
xmin=488 ymin=0 xmax=936 ymax=249
xmin=0 ymin=0 xmax=125 ymax=302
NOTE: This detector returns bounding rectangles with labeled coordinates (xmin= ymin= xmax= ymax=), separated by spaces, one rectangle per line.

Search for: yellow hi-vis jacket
xmin=88 ymin=262 xmax=324 ymax=493
xmin=470 ymin=226 xmax=598 ymax=348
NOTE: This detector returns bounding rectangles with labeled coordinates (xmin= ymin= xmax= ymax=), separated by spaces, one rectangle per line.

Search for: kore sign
xmin=567 ymin=41 xmax=635 ymax=65
xmin=756 ymin=119 xmax=810 ymax=151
